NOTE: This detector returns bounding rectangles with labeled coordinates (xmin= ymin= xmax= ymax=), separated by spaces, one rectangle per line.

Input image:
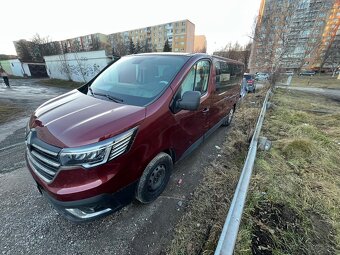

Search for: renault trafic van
xmin=25 ymin=53 xmax=244 ymax=221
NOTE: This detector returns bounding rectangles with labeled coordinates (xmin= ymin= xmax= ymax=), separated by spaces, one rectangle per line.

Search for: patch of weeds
xmin=289 ymin=124 xmax=332 ymax=145
xmin=251 ymin=200 xmax=303 ymax=255
xmin=236 ymin=88 xmax=339 ymax=255
xmin=38 ymin=79 xmax=83 ymax=90
xmin=0 ymin=104 xmax=24 ymax=124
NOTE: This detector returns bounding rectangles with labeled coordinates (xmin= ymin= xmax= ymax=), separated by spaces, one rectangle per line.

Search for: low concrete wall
xmin=0 ymin=60 xmax=13 ymax=75
xmin=44 ymin=50 xmax=111 ymax=82
xmin=11 ymin=59 xmax=27 ymax=77
xmin=0 ymin=59 xmax=29 ymax=77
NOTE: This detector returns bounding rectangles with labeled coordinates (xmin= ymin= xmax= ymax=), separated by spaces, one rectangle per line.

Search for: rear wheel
xmin=136 ymin=152 xmax=173 ymax=204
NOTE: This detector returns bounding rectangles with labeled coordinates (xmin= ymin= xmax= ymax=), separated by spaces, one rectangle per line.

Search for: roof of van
xmin=133 ymin=52 xmax=244 ymax=65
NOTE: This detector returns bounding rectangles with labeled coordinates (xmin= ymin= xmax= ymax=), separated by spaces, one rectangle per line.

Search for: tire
xmin=222 ymin=106 xmax=235 ymax=126
xmin=136 ymin=152 xmax=173 ymax=204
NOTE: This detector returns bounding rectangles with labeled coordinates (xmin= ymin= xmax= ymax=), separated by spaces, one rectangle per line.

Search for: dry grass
xmin=166 ymin=89 xmax=268 ymax=255
xmin=236 ymin=88 xmax=340 ymax=255
xmin=166 ymin=86 xmax=339 ymax=255
xmin=289 ymin=75 xmax=340 ymax=89
xmin=39 ymin=79 xmax=83 ymax=90
xmin=0 ymin=103 xmax=24 ymax=124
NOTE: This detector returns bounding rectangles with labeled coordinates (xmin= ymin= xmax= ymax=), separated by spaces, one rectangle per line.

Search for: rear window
xmin=244 ymin=74 xmax=254 ymax=80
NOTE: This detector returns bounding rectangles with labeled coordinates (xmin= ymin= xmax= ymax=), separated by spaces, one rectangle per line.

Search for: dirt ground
xmin=165 ymin=88 xmax=267 ymax=254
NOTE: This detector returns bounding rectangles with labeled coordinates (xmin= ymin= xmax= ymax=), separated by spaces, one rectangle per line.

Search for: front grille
xmin=26 ymin=131 xmax=61 ymax=183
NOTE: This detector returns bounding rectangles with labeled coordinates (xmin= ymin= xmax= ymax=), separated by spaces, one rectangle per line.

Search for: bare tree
xmin=14 ymin=40 xmax=33 ymax=62
xmin=31 ymin=34 xmax=62 ymax=59
xmin=214 ymin=41 xmax=252 ymax=70
xmin=110 ymin=34 xmax=128 ymax=56
xmin=250 ymin=0 xmax=334 ymax=83
xmin=321 ymin=34 xmax=340 ymax=76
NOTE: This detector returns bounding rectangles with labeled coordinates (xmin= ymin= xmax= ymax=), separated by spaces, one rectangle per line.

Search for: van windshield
xmin=89 ymin=55 xmax=189 ymax=106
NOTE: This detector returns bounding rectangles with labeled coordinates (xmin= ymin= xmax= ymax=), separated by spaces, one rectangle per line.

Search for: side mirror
xmin=176 ymin=91 xmax=201 ymax=111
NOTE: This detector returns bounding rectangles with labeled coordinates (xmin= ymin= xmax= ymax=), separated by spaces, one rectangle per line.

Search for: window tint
xmin=215 ymin=60 xmax=231 ymax=92
xmin=215 ymin=60 xmax=244 ymax=92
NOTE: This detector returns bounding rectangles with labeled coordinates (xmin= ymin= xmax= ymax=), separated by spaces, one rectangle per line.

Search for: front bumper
xmin=37 ymin=181 xmax=137 ymax=222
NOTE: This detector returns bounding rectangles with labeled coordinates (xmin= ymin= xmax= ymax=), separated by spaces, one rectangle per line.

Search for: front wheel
xmin=222 ymin=106 xmax=235 ymax=126
xmin=136 ymin=152 xmax=173 ymax=204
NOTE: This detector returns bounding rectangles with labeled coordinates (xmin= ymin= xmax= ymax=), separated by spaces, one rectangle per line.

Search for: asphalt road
xmin=0 ymin=79 xmax=231 ymax=255
xmin=276 ymin=85 xmax=340 ymax=101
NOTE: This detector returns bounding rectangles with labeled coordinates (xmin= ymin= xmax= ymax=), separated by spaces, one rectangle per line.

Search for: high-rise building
xmin=249 ymin=0 xmax=340 ymax=73
xmin=108 ymin=19 xmax=195 ymax=55
xmin=194 ymin=35 xmax=207 ymax=53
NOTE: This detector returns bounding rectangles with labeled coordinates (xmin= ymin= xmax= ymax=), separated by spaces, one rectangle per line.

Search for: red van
xmin=25 ymin=53 xmax=244 ymax=221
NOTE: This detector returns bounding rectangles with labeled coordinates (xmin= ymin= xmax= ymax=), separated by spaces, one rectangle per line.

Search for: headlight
xmin=59 ymin=127 xmax=137 ymax=168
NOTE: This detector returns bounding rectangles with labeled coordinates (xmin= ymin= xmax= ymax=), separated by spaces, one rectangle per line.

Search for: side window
xmin=220 ymin=62 xmax=231 ymax=86
xmin=214 ymin=61 xmax=221 ymax=86
xmin=179 ymin=60 xmax=210 ymax=97
xmin=180 ymin=67 xmax=196 ymax=97
xmin=194 ymin=61 xmax=210 ymax=94
xmin=215 ymin=60 xmax=232 ymax=92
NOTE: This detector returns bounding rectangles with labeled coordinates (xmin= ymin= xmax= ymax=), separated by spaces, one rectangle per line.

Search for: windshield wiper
xmin=88 ymin=87 xmax=124 ymax=103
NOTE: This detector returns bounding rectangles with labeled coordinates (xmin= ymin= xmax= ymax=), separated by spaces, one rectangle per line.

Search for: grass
xmin=165 ymin=87 xmax=339 ymax=255
xmin=0 ymin=103 xmax=24 ymax=124
xmin=38 ymin=78 xmax=83 ymax=90
xmin=285 ymin=74 xmax=340 ymax=89
xmin=236 ymin=88 xmax=340 ymax=255
xmin=165 ymin=89 xmax=268 ymax=254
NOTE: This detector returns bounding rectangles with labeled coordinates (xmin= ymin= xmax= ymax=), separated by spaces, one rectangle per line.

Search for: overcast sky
xmin=1 ymin=0 xmax=261 ymax=55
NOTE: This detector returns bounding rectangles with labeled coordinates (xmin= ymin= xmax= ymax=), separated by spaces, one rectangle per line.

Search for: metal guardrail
xmin=214 ymin=89 xmax=272 ymax=255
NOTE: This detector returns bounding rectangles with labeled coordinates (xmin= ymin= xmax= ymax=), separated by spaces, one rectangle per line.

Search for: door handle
xmin=202 ymin=107 xmax=209 ymax=113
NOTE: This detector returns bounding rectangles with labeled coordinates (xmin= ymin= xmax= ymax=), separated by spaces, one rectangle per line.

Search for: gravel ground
xmin=0 ymin=79 xmax=230 ymax=255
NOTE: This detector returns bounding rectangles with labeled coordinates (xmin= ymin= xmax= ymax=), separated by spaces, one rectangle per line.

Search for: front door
xmin=170 ymin=60 xmax=211 ymax=158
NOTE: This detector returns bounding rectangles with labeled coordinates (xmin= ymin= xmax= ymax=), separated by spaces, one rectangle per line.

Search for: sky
xmin=1 ymin=0 xmax=262 ymax=55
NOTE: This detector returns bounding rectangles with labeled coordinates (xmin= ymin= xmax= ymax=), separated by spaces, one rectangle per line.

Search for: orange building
xmin=194 ymin=35 xmax=207 ymax=53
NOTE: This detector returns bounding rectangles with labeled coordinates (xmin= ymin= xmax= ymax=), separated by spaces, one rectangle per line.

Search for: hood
xmin=30 ymin=90 xmax=146 ymax=148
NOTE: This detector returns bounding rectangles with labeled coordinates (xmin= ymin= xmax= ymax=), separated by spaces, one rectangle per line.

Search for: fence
xmin=214 ymin=89 xmax=272 ymax=255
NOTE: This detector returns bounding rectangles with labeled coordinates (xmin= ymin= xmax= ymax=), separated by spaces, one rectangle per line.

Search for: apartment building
xmin=108 ymin=19 xmax=195 ymax=54
xmin=249 ymin=0 xmax=340 ymax=73
xmin=194 ymin=35 xmax=207 ymax=53
xmin=60 ymin=33 xmax=109 ymax=53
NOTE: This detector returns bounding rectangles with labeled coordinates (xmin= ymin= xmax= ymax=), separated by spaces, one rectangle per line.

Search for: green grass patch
xmin=39 ymin=79 xmax=83 ymax=90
